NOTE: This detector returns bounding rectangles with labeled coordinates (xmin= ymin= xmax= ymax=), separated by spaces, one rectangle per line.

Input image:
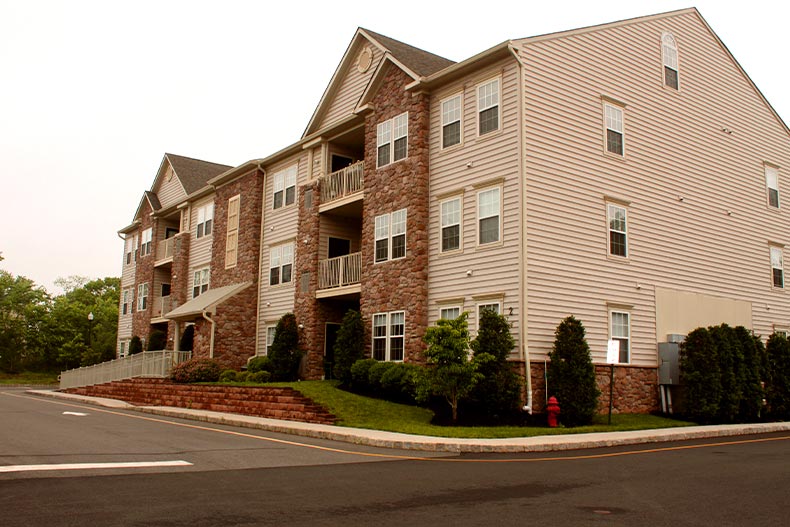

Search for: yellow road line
xmin=4 ymin=391 xmax=788 ymax=463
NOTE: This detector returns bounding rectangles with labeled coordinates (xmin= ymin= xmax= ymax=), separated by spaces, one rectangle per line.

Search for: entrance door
xmin=328 ymin=237 xmax=351 ymax=259
xmin=324 ymin=323 xmax=341 ymax=379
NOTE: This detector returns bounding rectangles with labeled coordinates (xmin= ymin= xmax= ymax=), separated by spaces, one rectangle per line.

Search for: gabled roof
xmin=359 ymin=29 xmax=454 ymax=78
xmin=164 ymin=153 xmax=232 ymax=195
xmin=164 ymin=282 xmax=252 ymax=321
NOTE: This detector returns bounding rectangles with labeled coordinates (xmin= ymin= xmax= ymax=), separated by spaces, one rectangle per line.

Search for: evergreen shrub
xmin=268 ymin=313 xmax=302 ymax=381
xmin=332 ymin=310 xmax=365 ymax=384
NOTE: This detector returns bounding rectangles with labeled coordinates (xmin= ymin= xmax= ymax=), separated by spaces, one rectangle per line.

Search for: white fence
xmin=59 ymin=350 xmax=192 ymax=390
xmin=320 ymin=161 xmax=364 ymax=204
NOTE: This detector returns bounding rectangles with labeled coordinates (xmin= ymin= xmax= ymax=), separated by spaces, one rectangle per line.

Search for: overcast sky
xmin=2 ymin=0 xmax=788 ymax=294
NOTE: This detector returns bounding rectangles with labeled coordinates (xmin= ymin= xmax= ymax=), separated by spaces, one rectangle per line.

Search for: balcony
xmin=320 ymin=161 xmax=364 ymax=211
xmin=152 ymin=295 xmax=172 ymax=320
xmin=317 ymin=252 xmax=361 ymax=299
xmin=154 ymin=237 xmax=176 ymax=266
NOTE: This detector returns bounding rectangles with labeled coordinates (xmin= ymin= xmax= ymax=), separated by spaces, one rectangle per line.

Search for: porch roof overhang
xmin=164 ymin=282 xmax=252 ymax=321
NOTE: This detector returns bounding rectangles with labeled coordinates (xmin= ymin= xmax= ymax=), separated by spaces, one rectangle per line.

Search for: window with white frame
xmin=478 ymin=78 xmax=500 ymax=135
xmin=192 ymin=267 xmax=210 ymax=298
xmin=662 ymin=32 xmax=679 ymax=90
xmin=119 ymin=340 xmax=127 ymax=358
xmin=140 ymin=228 xmax=152 ymax=256
xmin=374 ymin=209 xmax=407 ymax=262
xmin=608 ymin=204 xmax=628 ymax=257
xmin=441 ymin=94 xmax=462 ymax=148
xmin=137 ymin=283 xmax=149 ymax=311
xmin=125 ymin=235 xmax=136 ymax=265
xmin=771 ymin=246 xmax=784 ymax=288
xmin=273 ymin=165 xmax=297 ymax=209
xmin=773 ymin=328 xmax=788 ymax=339
xmin=372 ymin=311 xmax=405 ymax=361
xmin=196 ymin=203 xmax=214 ymax=238
xmin=478 ymin=187 xmax=500 ymax=245
xmin=439 ymin=306 xmax=461 ymax=321
xmin=441 ymin=197 xmax=461 ymax=252
xmin=377 ymin=112 xmax=408 ymax=168
xmin=611 ymin=310 xmax=631 ymax=363
xmin=478 ymin=302 xmax=500 ymax=319
xmin=269 ymin=242 xmax=294 ymax=286
xmin=121 ymin=288 xmax=131 ymax=315
xmin=264 ymin=326 xmax=276 ymax=355
xmin=225 ymin=195 xmax=240 ymax=268
xmin=766 ymin=165 xmax=780 ymax=208
xmin=604 ymin=103 xmax=624 ymax=155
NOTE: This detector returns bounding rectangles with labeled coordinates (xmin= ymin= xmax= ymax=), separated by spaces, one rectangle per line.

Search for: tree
xmin=709 ymin=324 xmax=742 ymax=423
xmin=417 ymin=313 xmax=481 ymax=423
xmin=467 ymin=308 xmax=521 ymax=422
xmin=735 ymin=327 xmax=765 ymax=422
xmin=765 ymin=333 xmax=790 ymax=420
xmin=147 ymin=330 xmax=167 ymax=351
xmin=268 ymin=313 xmax=302 ymax=381
xmin=679 ymin=327 xmax=721 ymax=424
xmin=332 ymin=310 xmax=365 ymax=384
xmin=129 ymin=336 xmax=143 ymax=355
xmin=547 ymin=316 xmax=599 ymax=427
xmin=0 ymin=270 xmax=51 ymax=372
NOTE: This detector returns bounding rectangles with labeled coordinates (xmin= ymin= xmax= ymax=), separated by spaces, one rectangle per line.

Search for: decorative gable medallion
xmin=357 ymin=46 xmax=373 ymax=73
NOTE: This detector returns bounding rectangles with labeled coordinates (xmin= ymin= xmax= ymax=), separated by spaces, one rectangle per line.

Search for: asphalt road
xmin=2 ymin=388 xmax=788 ymax=526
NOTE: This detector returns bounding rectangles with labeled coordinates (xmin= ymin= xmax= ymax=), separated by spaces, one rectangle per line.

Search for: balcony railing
xmin=318 ymin=252 xmax=362 ymax=289
xmin=320 ymin=161 xmax=364 ymax=205
xmin=154 ymin=295 xmax=172 ymax=318
xmin=59 ymin=350 xmax=192 ymax=390
xmin=155 ymin=237 xmax=176 ymax=262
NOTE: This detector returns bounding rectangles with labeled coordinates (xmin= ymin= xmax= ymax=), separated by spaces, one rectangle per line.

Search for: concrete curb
xmin=28 ymin=389 xmax=790 ymax=453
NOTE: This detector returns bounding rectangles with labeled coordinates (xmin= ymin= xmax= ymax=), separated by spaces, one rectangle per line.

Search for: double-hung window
xmin=376 ymin=113 xmax=408 ymax=168
xmin=441 ymin=94 xmax=462 ymax=148
xmin=264 ymin=326 xmax=276 ymax=356
xmin=273 ymin=165 xmax=297 ymax=209
xmin=121 ymin=289 xmax=131 ymax=315
xmin=125 ymin=236 xmax=136 ymax=265
xmin=604 ymin=103 xmax=624 ymax=156
xmin=610 ymin=310 xmax=631 ymax=363
xmin=372 ymin=311 xmax=405 ymax=361
xmin=439 ymin=306 xmax=461 ymax=321
xmin=766 ymin=165 xmax=780 ymax=208
xmin=478 ymin=78 xmax=500 ymax=135
xmin=225 ymin=195 xmax=240 ymax=268
xmin=662 ymin=32 xmax=679 ymax=90
xmin=196 ymin=204 xmax=214 ymax=238
xmin=269 ymin=243 xmax=294 ymax=286
xmin=608 ymin=204 xmax=628 ymax=257
xmin=374 ymin=209 xmax=407 ymax=262
xmin=192 ymin=267 xmax=210 ymax=298
xmin=441 ymin=197 xmax=461 ymax=252
xmin=771 ymin=246 xmax=784 ymax=288
xmin=478 ymin=187 xmax=500 ymax=245
xmin=137 ymin=283 xmax=149 ymax=311
xmin=140 ymin=228 xmax=152 ymax=257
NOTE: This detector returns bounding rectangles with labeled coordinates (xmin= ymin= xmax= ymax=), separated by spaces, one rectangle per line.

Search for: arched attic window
xmin=662 ymin=32 xmax=679 ymax=90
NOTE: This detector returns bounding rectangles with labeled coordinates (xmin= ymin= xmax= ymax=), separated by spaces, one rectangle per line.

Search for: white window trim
xmin=661 ymin=32 xmax=679 ymax=90
xmin=440 ymin=196 xmax=462 ymax=253
xmin=269 ymin=242 xmax=294 ymax=286
xmin=603 ymin=102 xmax=625 ymax=156
xmin=770 ymin=245 xmax=784 ymax=289
xmin=374 ymin=209 xmax=407 ymax=263
xmin=225 ymin=194 xmax=241 ymax=269
xmin=196 ymin=203 xmax=214 ymax=239
xmin=372 ymin=311 xmax=405 ymax=362
xmin=477 ymin=186 xmax=502 ymax=247
xmin=272 ymin=165 xmax=298 ymax=210
xmin=439 ymin=306 xmax=462 ymax=321
xmin=376 ymin=112 xmax=408 ymax=168
xmin=477 ymin=77 xmax=501 ymax=137
xmin=476 ymin=301 xmax=502 ymax=334
xmin=441 ymin=93 xmax=463 ymax=149
xmin=137 ymin=283 xmax=149 ymax=311
xmin=263 ymin=325 xmax=276 ymax=356
xmin=121 ymin=288 xmax=131 ymax=316
xmin=766 ymin=165 xmax=780 ymax=209
xmin=610 ymin=309 xmax=631 ymax=364
xmin=140 ymin=228 xmax=152 ymax=257
xmin=607 ymin=203 xmax=629 ymax=258
xmin=192 ymin=267 xmax=210 ymax=298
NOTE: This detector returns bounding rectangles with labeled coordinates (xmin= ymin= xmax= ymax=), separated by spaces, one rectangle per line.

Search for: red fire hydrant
xmin=546 ymin=396 xmax=560 ymax=427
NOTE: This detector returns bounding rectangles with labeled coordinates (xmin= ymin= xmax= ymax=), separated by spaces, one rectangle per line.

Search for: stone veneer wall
xmin=166 ymin=231 xmax=191 ymax=348
xmin=132 ymin=200 xmax=156 ymax=343
xmin=360 ymin=66 xmax=431 ymax=363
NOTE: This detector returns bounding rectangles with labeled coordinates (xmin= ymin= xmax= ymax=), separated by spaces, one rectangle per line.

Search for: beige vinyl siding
xmin=427 ymin=58 xmax=523 ymax=346
xmin=319 ymin=219 xmax=362 ymax=258
xmin=118 ymin=235 xmax=136 ymax=341
xmin=152 ymin=268 xmax=170 ymax=315
xmin=316 ymin=43 xmax=384 ymax=131
xmin=188 ymin=194 xmax=215 ymax=271
xmin=155 ymin=167 xmax=187 ymax=210
xmin=517 ymin=11 xmax=790 ymax=367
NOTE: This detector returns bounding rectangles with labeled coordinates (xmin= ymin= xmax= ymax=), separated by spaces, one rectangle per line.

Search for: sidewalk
xmin=29 ymin=389 xmax=790 ymax=453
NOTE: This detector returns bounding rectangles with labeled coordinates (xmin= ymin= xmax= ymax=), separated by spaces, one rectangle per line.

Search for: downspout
xmin=202 ymin=310 xmax=216 ymax=359
xmin=509 ymin=43 xmax=533 ymax=414
xmin=253 ymin=165 xmax=267 ymax=357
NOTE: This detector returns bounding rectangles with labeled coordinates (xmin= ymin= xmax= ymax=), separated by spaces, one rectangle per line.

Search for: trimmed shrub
xmin=169 ymin=358 xmax=221 ymax=383
xmin=332 ymin=310 xmax=365 ymax=384
xmin=268 ymin=313 xmax=302 ymax=381
xmin=247 ymin=356 xmax=272 ymax=374
xmin=248 ymin=371 xmax=271 ymax=383
xmin=368 ymin=361 xmax=396 ymax=389
xmin=680 ymin=327 xmax=721 ymax=424
xmin=380 ymin=362 xmax=420 ymax=404
xmin=709 ymin=324 xmax=742 ymax=423
xmin=219 ymin=369 xmax=237 ymax=382
xmin=350 ymin=358 xmax=377 ymax=392
xmin=735 ymin=327 xmax=764 ymax=422
xmin=147 ymin=330 xmax=167 ymax=351
xmin=129 ymin=336 xmax=143 ymax=355
xmin=547 ymin=316 xmax=599 ymax=427
xmin=765 ymin=333 xmax=790 ymax=420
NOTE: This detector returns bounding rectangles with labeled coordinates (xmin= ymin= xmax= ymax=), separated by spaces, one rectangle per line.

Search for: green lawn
xmin=276 ymin=380 xmax=694 ymax=438
xmin=0 ymin=371 xmax=59 ymax=385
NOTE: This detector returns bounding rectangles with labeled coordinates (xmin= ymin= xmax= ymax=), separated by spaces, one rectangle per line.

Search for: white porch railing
xmin=59 ymin=350 xmax=192 ymax=390
xmin=155 ymin=237 xmax=176 ymax=261
xmin=320 ymin=161 xmax=364 ymax=204
xmin=318 ymin=252 xmax=362 ymax=289
xmin=154 ymin=295 xmax=172 ymax=317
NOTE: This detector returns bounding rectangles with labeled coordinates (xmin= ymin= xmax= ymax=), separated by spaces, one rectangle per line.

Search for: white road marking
xmin=62 ymin=411 xmax=88 ymax=416
xmin=0 ymin=460 xmax=193 ymax=473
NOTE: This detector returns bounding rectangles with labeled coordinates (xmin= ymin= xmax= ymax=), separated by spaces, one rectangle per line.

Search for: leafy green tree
xmin=0 ymin=270 xmax=51 ymax=372
xmin=129 ymin=336 xmax=143 ymax=355
xmin=417 ymin=313 xmax=481 ymax=423
xmin=680 ymin=327 xmax=721 ymax=424
xmin=468 ymin=309 xmax=521 ymax=422
xmin=735 ymin=327 xmax=764 ymax=422
xmin=765 ymin=333 xmax=790 ymax=420
xmin=709 ymin=324 xmax=742 ymax=423
xmin=547 ymin=316 xmax=599 ymax=427
xmin=268 ymin=313 xmax=302 ymax=381
xmin=332 ymin=310 xmax=365 ymax=384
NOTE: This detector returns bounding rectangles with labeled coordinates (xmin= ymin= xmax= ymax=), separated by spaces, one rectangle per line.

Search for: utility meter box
xmin=658 ymin=342 xmax=680 ymax=385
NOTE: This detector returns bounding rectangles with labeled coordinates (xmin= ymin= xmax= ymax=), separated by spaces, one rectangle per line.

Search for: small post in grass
xmin=606 ymin=339 xmax=620 ymax=426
